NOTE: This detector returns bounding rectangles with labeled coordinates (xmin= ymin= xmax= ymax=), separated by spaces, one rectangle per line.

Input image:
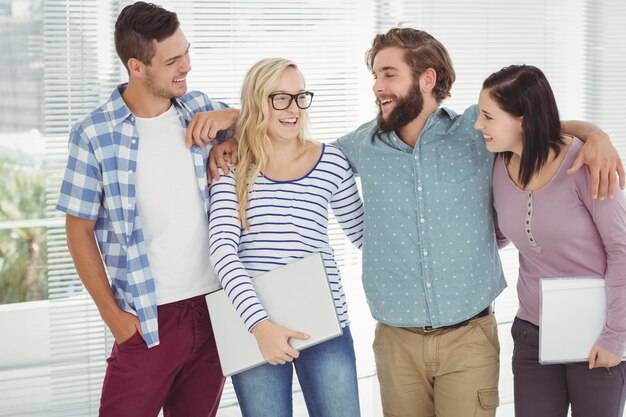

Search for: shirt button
xmin=126 ymin=203 xmax=133 ymax=209
xmin=417 ymin=186 xmax=423 ymax=192
xmin=420 ymin=218 xmax=425 ymax=224
xmin=414 ymin=155 xmax=419 ymax=160
xmin=128 ymin=170 xmax=133 ymax=175
xmin=131 ymin=139 xmax=137 ymax=144
xmin=426 ymin=282 xmax=432 ymax=288
xmin=423 ymin=250 xmax=429 ymax=256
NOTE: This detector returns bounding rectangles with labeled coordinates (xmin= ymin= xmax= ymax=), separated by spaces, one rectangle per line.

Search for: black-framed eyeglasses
xmin=268 ymin=91 xmax=314 ymax=110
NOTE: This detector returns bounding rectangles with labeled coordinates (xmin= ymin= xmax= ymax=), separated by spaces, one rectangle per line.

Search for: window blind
xmin=44 ymin=1 xmax=119 ymax=415
xmin=584 ymin=0 xmax=626 ymax=158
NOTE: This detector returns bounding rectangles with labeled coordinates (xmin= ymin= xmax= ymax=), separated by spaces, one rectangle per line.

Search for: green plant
xmin=0 ymin=158 xmax=48 ymax=303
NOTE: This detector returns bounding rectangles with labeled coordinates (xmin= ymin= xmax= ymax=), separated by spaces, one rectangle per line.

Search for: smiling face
xmin=371 ymin=46 xmax=424 ymax=133
xmin=143 ymin=28 xmax=191 ymax=99
xmin=267 ymin=67 xmax=307 ymax=143
xmin=475 ymin=89 xmax=524 ymax=155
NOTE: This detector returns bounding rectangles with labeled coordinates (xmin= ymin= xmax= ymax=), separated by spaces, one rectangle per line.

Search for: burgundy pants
xmin=99 ymin=295 xmax=225 ymax=417
xmin=512 ymin=317 xmax=626 ymax=417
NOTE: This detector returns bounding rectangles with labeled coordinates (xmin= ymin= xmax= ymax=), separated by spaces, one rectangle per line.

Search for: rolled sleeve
xmin=56 ymin=125 xmax=103 ymax=219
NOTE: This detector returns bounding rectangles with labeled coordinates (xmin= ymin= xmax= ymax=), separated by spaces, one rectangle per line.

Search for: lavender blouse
xmin=493 ymin=138 xmax=626 ymax=354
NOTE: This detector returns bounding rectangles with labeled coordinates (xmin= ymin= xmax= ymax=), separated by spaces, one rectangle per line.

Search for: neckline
xmin=262 ymin=143 xmax=326 ymax=183
xmin=134 ymin=103 xmax=176 ymax=121
xmin=502 ymin=136 xmax=576 ymax=194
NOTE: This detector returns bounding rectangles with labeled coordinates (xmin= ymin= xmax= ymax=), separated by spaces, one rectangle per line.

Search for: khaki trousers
xmin=373 ymin=313 xmax=500 ymax=417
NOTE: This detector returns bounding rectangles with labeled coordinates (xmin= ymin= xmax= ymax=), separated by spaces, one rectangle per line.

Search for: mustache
xmin=375 ymin=95 xmax=396 ymax=106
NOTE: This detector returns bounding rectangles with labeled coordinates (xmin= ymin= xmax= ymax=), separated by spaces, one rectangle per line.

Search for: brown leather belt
xmin=419 ymin=305 xmax=493 ymax=333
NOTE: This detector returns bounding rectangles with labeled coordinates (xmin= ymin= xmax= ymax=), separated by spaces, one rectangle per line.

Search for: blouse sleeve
xmin=577 ymin=168 xmax=626 ymax=354
xmin=328 ymin=147 xmax=364 ymax=249
xmin=493 ymin=206 xmax=510 ymax=249
xmin=208 ymin=174 xmax=268 ymax=332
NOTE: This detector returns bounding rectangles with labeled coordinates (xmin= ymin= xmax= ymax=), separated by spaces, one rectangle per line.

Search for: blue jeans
xmin=231 ymin=326 xmax=361 ymax=417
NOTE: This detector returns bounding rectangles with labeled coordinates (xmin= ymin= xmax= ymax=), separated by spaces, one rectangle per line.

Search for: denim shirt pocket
xmin=435 ymin=140 xmax=479 ymax=184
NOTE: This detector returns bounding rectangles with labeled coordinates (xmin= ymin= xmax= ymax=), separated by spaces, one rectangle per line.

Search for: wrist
xmin=99 ymin=302 xmax=125 ymax=325
xmin=250 ymin=318 xmax=271 ymax=334
xmin=589 ymin=131 xmax=609 ymax=143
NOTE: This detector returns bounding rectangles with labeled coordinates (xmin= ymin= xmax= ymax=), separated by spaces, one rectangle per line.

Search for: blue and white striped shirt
xmin=208 ymin=144 xmax=364 ymax=331
xmin=56 ymin=84 xmax=229 ymax=347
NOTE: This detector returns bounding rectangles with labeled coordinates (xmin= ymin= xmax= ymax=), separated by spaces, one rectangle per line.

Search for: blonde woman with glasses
xmin=208 ymin=58 xmax=364 ymax=417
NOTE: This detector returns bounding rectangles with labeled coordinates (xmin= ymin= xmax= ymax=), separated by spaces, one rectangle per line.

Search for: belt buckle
xmin=420 ymin=326 xmax=438 ymax=333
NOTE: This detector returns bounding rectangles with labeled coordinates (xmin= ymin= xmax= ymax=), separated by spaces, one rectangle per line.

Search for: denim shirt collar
xmin=376 ymin=107 xmax=458 ymax=152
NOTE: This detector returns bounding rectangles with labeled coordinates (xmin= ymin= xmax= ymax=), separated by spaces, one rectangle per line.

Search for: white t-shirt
xmin=135 ymin=104 xmax=218 ymax=305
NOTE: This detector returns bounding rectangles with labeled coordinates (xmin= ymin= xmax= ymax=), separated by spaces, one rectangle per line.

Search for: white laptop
xmin=539 ymin=277 xmax=626 ymax=364
xmin=205 ymin=252 xmax=343 ymax=376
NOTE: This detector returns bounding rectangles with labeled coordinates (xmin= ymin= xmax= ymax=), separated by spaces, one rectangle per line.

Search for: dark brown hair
xmin=114 ymin=2 xmax=179 ymax=72
xmin=366 ymin=28 xmax=455 ymax=102
xmin=483 ymin=65 xmax=564 ymax=188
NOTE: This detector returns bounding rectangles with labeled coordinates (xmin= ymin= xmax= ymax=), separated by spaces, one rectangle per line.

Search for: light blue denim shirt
xmin=335 ymin=105 xmax=506 ymax=327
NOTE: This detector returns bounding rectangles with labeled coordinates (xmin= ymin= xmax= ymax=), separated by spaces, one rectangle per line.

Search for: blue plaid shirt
xmin=57 ymin=84 xmax=229 ymax=347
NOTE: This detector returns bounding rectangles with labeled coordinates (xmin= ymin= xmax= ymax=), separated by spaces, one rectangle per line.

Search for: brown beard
xmin=377 ymin=82 xmax=424 ymax=133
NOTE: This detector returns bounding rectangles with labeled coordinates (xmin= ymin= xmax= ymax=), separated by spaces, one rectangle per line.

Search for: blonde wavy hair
xmin=235 ymin=58 xmax=311 ymax=229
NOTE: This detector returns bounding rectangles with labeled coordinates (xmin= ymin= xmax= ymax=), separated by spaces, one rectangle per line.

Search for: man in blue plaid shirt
xmin=56 ymin=2 xmax=237 ymax=416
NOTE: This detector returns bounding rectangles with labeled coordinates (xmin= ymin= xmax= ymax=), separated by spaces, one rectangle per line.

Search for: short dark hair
xmin=366 ymin=28 xmax=455 ymax=103
xmin=483 ymin=65 xmax=564 ymax=188
xmin=114 ymin=1 xmax=179 ymax=72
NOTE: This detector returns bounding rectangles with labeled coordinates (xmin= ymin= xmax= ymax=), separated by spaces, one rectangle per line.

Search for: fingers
xmin=597 ymin=166 xmax=610 ymax=200
xmin=587 ymin=345 xmax=622 ymax=369
xmin=607 ymin=170 xmax=617 ymax=200
xmin=265 ymin=345 xmax=300 ymax=365
xmin=215 ymin=151 xmax=230 ymax=176
xmin=593 ymin=358 xmax=617 ymax=368
xmin=589 ymin=164 xmax=601 ymax=200
xmin=588 ymin=350 xmax=597 ymax=369
xmin=208 ymin=153 xmax=221 ymax=183
xmin=207 ymin=157 xmax=218 ymax=184
xmin=193 ymin=120 xmax=212 ymax=145
xmin=186 ymin=114 xmax=219 ymax=148
xmin=285 ymin=345 xmax=300 ymax=360
xmin=568 ymin=142 xmax=625 ymax=199
xmin=258 ymin=325 xmax=306 ymax=365
xmin=594 ymin=160 xmax=624 ymax=200
xmin=134 ymin=320 xmax=144 ymax=337
xmin=199 ymin=123 xmax=211 ymax=144
xmin=605 ymin=159 xmax=625 ymax=199
xmin=266 ymin=351 xmax=296 ymax=366
xmin=596 ymin=351 xmax=623 ymax=368
xmin=185 ymin=117 xmax=196 ymax=148
xmin=198 ymin=121 xmax=219 ymax=144
xmin=287 ymin=330 xmax=310 ymax=341
xmin=263 ymin=341 xmax=300 ymax=365
xmin=618 ymin=159 xmax=626 ymax=191
xmin=566 ymin=154 xmax=584 ymax=175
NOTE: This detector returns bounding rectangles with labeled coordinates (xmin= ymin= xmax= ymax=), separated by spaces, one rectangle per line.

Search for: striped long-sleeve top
xmin=208 ymin=143 xmax=364 ymax=331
